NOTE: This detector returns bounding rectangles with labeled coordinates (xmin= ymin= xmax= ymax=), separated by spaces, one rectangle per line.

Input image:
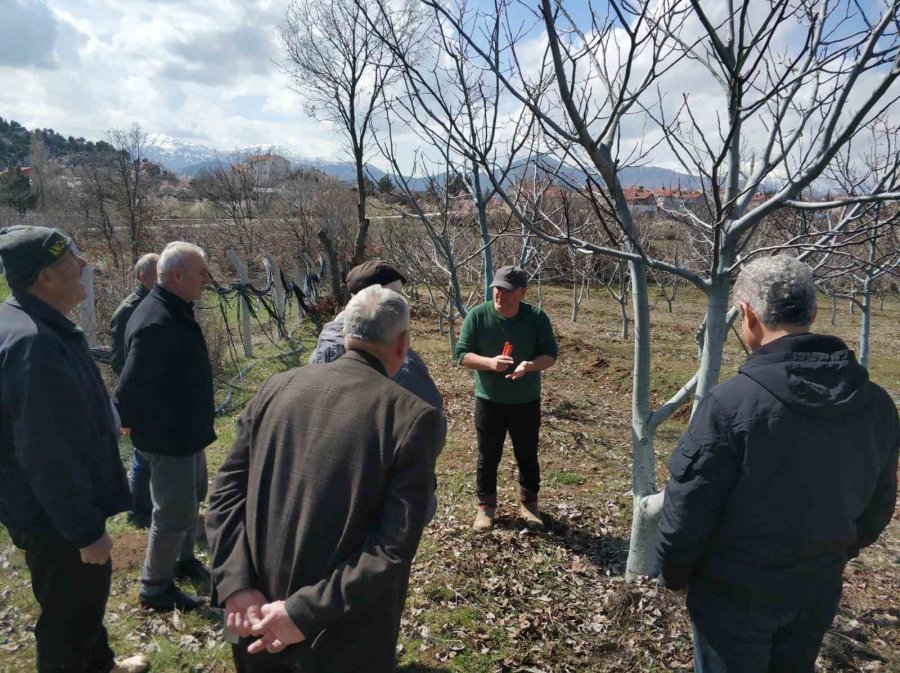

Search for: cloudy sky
xmin=0 ymin=0 xmax=343 ymax=156
xmin=1 ymin=0 xmax=895 ymax=178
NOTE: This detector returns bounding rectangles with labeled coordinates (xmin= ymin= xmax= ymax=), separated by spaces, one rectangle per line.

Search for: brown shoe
xmin=519 ymin=501 xmax=544 ymax=531
xmin=111 ymin=654 xmax=150 ymax=673
xmin=473 ymin=506 xmax=495 ymax=532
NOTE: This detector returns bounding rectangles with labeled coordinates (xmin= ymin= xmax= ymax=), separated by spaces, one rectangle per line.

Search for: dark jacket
xmin=206 ymin=350 xmax=441 ymax=673
xmin=0 ymin=293 xmax=130 ymax=547
xmin=109 ymin=284 xmax=149 ymax=375
xmin=308 ymin=312 xmax=447 ymax=441
xmin=114 ymin=284 xmax=216 ymax=457
xmin=657 ymin=333 xmax=899 ymax=602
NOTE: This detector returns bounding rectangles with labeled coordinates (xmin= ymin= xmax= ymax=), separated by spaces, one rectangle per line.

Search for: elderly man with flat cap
xmin=0 ymin=226 xmax=148 ymax=673
xmin=455 ymin=265 xmax=558 ymax=532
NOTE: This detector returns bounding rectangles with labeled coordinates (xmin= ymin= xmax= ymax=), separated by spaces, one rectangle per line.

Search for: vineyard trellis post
xmin=227 ymin=248 xmax=253 ymax=358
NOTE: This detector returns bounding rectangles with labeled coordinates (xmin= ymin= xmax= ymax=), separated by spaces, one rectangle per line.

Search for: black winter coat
xmin=657 ymin=333 xmax=899 ymax=602
xmin=0 ymin=293 xmax=130 ymax=547
xmin=114 ymin=285 xmax=216 ymax=457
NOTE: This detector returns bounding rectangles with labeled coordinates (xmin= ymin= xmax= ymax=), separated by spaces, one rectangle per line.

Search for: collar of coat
xmin=9 ymin=290 xmax=82 ymax=338
xmin=151 ymin=283 xmax=196 ymax=321
xmin=341 ymin=348 xmax=389 ymax=378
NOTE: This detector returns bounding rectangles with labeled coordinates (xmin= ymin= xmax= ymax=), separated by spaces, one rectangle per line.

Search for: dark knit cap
xmin=0 ymin=226 xmax=73 ymax=291
xmin=346 ymin=260 xmax=407 ymax=295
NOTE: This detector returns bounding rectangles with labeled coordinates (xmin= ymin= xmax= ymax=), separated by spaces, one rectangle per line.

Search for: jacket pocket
xmin=668 ymin=437 xmax=701 ymax=481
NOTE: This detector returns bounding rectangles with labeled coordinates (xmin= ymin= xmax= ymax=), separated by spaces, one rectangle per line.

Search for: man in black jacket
xmin=115 ymin=241 xmax=216 ymax=612
xmin=0 ymin=226 xmax=148 ymax=673
xmin=109 ymin=252 xmax=159 ymax=527
xmin=657 ymin=255 xmax=899 ymax=673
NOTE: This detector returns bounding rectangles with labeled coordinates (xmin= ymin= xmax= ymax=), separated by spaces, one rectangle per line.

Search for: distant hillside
xmin=0 ymin=117 xmax=115 ymax=169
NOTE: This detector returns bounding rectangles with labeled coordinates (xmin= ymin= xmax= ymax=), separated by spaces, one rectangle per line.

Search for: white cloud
xmin=0 ymin=0 xmax=345 ymax=159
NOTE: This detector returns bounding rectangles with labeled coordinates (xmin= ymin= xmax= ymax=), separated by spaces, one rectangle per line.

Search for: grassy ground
xmin=0 ymin=285 xmax=898 ymax=672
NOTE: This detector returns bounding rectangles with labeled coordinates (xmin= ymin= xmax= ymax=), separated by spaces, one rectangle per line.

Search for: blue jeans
xmin=129 ymin=449 xmax=152 ymax=515
xmin=688 ymin=580 xmax=842 ymax=673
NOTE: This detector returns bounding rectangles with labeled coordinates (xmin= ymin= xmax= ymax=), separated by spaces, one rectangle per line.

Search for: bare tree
xmin=194 ymin=151 xmax=277 ymax=260
xmin=280 ymin=0 xmax=422 ymax=264
xmin=105 ymin=124 xmax=157 ymax=265
xmin=403 ymin=0 xmax=900 ymax=577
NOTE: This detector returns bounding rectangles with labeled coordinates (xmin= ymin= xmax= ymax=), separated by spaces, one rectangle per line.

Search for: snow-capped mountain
xmin=143 ymin=134 xmax=698 ymax=189
xmin=143 ymin=134 xmax=384 ymax=181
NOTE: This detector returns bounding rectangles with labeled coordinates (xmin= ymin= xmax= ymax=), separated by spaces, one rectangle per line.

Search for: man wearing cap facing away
xmin=308 ymin=260 xmax=447 ymax=520
xmin=455 ymin=265 xmax=558 ymax=531
xmin=0 ymin=226 xmax=148 ymax=672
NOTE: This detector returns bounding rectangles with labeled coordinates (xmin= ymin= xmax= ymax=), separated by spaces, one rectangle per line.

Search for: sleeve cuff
xmin=72 ymin=521 xmax=106 ymax=550
xmin=285 ymin=592 xmax=322 ymax=639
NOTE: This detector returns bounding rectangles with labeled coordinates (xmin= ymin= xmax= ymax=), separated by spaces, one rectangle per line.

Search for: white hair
xmin=134 ymin=253 xmax=159 ymax=280
xmin=343 ymin=285 xmax=410 ymax=345
xmin=157 ymin=242 xmax=205 ymax=283
xmin=733 ymin=255 xmax=816 ymax=328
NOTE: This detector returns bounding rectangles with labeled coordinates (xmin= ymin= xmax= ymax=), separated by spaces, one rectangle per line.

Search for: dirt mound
xmin=112 ymin=531 xmax=147 ymax=573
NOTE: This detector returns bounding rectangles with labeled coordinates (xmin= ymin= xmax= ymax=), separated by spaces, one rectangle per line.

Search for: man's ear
xmin=743 ymin=302 xmax=761 ymax=331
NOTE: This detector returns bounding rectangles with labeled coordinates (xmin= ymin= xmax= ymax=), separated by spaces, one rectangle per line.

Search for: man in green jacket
xmin=455 ymin=266 xmax=558 ymax=532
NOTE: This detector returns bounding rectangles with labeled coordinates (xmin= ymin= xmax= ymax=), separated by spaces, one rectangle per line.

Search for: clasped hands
xmin=225 ymin=589 xmax=306 ymax=654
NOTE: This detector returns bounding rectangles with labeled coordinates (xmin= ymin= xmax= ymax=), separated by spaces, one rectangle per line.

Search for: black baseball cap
xmin=346 ymin=260 xmax=408 ymax=294
xmin=490 ymin=265 xmax=527 ymax=291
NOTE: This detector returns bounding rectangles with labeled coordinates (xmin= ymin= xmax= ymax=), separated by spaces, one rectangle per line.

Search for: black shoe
xmin=126 ymin=511 xmax=152 ymax=529
xmin=140 ymin=583 xmax=204 ymax=612
xmin=174 ymin=557 xmax=211 ymax=585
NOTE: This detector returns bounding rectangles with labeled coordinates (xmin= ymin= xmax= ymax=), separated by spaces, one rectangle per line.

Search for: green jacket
xmin=454 ymin=301 xmax=558 ymax=404
xmin=109 ymin=285 xmax=148 ymax=375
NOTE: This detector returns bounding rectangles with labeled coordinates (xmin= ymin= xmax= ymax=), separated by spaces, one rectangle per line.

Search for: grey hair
xmin=158 ymin=242 xmax=205 ymax=283
xmin=343 ymin=285 xmax=410 ymax=345
xmin=733 ymin=255 xmax=816 ymax=328
xmin=134 ymin=253 xmax=159 ymax=280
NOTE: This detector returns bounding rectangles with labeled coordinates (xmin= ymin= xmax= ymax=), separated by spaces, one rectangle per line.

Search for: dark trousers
xmin=9 ymin=527 xmax=115 ymax=673
xmin=232 ymin=641 xmax=297 ymax=673
xmin=687 ymin=581 xmax=842 ymax=673
xmin=129 ymin=449 xmax=152 ymax=515
xmin=475 ymin=398 xmax=541 ymax=506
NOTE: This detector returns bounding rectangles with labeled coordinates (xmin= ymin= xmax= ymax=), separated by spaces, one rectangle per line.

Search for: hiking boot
xmin=140 ymin=582 xmax=204 ymax=612
xmin=174 ymin=556 xmax=211 ymax=586
xmin=472 ymin=506 xmax=495 ymax=532
xmin=111 ymin=654 xmax=150 ymax=673
xmin=519 ymin=501 xmax=544 ymax=531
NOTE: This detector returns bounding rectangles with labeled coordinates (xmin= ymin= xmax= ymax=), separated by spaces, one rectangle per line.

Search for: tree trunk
xmin=831 ymin=294 xmax=837 ymax=326
xmin=448 ymin=310 xmax=457 ymax=353
xmin=571 ymin=278 xmax=579 ymax=322
xmin=471 ymin=162 xmax=494 ymax=302
xmin=620 ymin=299 xmax=629 ymax=340
xmin=351 ymin=145 xmax=369 ymax=265
xmin=859 ymin=235 xmax=876 ymax=369
xmin=624 ymin=258 xmax=664 ymax=578
xmin=317 ymin=229 xmax=344 ymax=305
xmin=693 ymin=273 xmax=731 ymax=410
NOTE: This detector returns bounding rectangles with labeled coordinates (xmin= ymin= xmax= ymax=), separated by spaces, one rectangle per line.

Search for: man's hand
xmin=225 ymin=588 xmax=268 ymax=638
xmin=506 ymin=360 xmax=532 ymax=380
xmin=80 ymin=531 xmax=112 ymax=565
xmin=489 ymin=355 xmax=514 ymax=372
xmin=247 ymin=600 xmax=305 ymax=654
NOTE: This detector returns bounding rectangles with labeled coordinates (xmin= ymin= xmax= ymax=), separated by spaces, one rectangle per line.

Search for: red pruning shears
xmin=502 ymin=341 xmax=513 ymax=357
